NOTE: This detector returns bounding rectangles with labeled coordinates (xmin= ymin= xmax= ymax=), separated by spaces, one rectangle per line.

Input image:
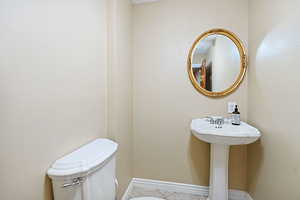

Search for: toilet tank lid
xmin=47 ymin=139 xmax=118 ymax=178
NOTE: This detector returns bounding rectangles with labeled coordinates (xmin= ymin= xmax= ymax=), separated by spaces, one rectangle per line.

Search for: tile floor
xmin=125 ymin=185 xmax=208 ymax=200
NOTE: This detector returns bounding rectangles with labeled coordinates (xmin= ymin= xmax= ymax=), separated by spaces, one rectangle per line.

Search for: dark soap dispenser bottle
xmin=232 ymin=105 xmax=241 ymax=125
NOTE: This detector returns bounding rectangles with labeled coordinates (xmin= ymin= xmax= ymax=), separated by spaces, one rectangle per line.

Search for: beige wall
xmin=0 ymin=0 xmax=108 ymax=199
xmin=248 ymin=0 xmax=300 ymax=199
xmin=132 ymin=0 xmax=248 ymax=190
xmin=5 ymin=0 xmax=300 ymax=199
xmin=108 ymin=0 xmax=133 ymax=198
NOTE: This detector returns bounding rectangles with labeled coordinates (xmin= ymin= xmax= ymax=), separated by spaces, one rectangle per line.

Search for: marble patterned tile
xmin=165 ymin=192 xmax=207 ymax=200
xmin=126 ymin=185 xmax=208 ymax=200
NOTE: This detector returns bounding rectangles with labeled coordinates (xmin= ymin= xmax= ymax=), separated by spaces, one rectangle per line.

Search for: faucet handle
xmin=215 ymin=118 xmax=224 ymax=128
xmin=205 ymin=116 xmax=215 ymax=124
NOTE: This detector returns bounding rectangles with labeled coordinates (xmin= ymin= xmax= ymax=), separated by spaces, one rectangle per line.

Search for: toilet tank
xmin=47 ymin=139 xmax=118 ymax=200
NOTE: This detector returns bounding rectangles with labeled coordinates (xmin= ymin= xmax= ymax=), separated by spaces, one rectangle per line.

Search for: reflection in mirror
xmin=191 ymin=34 xmax=240 ymax=92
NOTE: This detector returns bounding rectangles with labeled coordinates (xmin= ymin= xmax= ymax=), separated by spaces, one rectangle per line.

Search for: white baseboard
xmin=131 ymin=0 xmax=159 ymax=4
xmin=121 ymin=179 xmax=134 ymax=200
xmin=122 ymin=178 xmax=253 ymax=200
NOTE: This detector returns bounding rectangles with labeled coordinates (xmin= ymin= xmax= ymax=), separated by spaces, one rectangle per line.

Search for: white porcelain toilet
xmin=47 ymin=138 xmax=164 ymax=200
xmin=47 ymin=139 xmax=118 ymax=200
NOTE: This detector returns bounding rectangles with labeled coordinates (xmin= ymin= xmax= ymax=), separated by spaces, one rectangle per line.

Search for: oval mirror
xmin=187 ymin=29 xmax=247 ymax=97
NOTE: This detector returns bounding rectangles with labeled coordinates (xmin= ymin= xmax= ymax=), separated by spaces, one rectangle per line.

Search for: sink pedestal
xmin=209 ymin=144 xmax=229 ymax=200
xmin=191 ymin=118 xmax=261 ymax=200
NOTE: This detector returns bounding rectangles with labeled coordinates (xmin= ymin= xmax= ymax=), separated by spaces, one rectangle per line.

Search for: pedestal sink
xmin=190 ymin=118 xmax=261 ymax=200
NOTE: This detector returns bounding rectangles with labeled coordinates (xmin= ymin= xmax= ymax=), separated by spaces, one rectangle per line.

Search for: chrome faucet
xmin=215 ymin=118 xmax=224 ymax=128
xmin=205 ymin=117 xmax=224 ymax=128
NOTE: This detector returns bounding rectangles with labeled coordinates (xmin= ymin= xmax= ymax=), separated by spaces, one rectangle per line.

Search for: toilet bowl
xmin=131 ymin=198 xmax=165 ymax=200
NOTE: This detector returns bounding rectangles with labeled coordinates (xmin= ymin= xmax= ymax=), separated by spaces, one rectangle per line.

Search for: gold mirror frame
xmin=187 ymin=28 xmax=247 ymax=97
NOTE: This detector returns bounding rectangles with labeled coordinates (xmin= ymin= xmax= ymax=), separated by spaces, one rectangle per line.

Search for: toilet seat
xmin=131 ymin=198 xmax=164 ymax=200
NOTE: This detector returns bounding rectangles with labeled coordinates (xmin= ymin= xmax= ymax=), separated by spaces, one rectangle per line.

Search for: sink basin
xmin=191 ymin=118 xmax=261 ymax=145
xmin=190 ymin=118 xmax=261 ymax=200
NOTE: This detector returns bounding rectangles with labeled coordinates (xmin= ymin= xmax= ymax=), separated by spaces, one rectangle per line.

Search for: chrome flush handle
xmin=62 ymin=177 xmax=85 ymax=188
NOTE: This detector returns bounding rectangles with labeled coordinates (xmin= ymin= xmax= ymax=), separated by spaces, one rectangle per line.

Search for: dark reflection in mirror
xmin=192 ymin=59 xmax=212 ymax=91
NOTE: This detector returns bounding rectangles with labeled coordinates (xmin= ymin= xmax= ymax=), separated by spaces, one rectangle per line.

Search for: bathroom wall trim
xmin=131 ymin=0 xmax=159 ymax=4
xmin=122 ymin=178 xmax=253 ymax=200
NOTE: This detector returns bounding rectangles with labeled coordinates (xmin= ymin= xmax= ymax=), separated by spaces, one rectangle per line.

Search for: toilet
xmin=48 ymin=138 xmax=164 ymax=200
xmin=47 ymin=139 xmax=118 ymax=200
